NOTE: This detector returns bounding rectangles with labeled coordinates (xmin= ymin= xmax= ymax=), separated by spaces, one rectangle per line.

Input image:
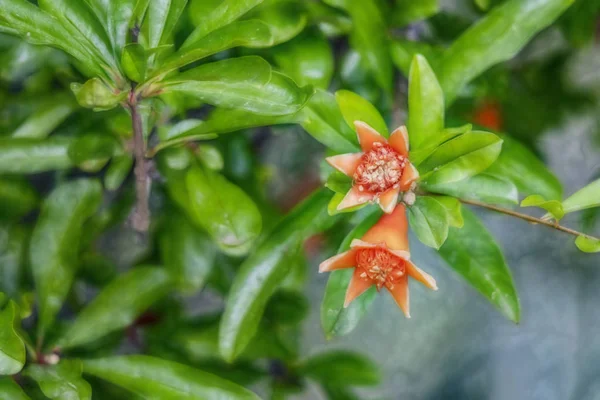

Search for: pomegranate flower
xmin=326 ymin=122 xmax=419 ymax=213
xmin=319 ymin=205 xmax=437 ymax=317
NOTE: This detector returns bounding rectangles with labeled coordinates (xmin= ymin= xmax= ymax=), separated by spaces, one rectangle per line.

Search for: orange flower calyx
xmin=319 ymin=205 xmax=437 ymax=318
xmin=326 ymin=121 xmax=419 ymax=214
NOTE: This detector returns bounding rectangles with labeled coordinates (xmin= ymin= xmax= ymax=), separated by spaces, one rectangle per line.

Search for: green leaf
xmin=146 ymin=0 xmax=187 ymax=50
xmin=11 ymin=95 xmax=76 ymax=139
xmin=25 ymin=360 xmax=91 ymax=400
xmin=0 ymin=299 xmax=25 ymax=375
xmin=0 ymin=178 xmax=38 ymax=221
xmin=325 ymin=171 xmax=352 ymax=194
xmin=335 ymin=90 xmax=388 ymax=137
xmin=392 ymin=0 xmax=439 ymax=26
xmin=297 ymin=351 xmax=380 ymax=386
xmin=437 ymin=0 xmax=575 ymax=105
xmin=272 ymin=28 xmax=334 ymax=89
xmin=562 ymin=178 xmax=600 ymax=214
xmin=104 ymin=155 xmax=133 ymax=191
xmin=575 ymin=236 xmax=600 ymax=253
xmin=159 ymin=211 xmax=217 ymax=293
xmin=0 ymin=137 xmax=73 ymax=174
xmin=433 ymin=196 xmax=464 ymax=228
xmin=71 ymin=78 xmax=128 ymax=111
xmin=419 ymin=131 xmax=503 ymax=185
xmin=121 ymin=43 xmax=146 ymax=83
xmin=163 ymin=56 xmax=313 ymax=116
xmin=408 ymin=196 xmax=450 ymax=249
xmin=83 ymin=355 xmax=261 ymax=399
xmin=186 ymin=165 xmax=262 ymax=255
xmin=422 ymin=173 xmax=519 ymax=206
xmin=322 ymin=385 xmax=360 ymax=400
xmin=68 ymin=133 xmax=121 ymax=168
xmin=264 ymin=290 xmax=309 ymax=326
xmin=321 ymin=210 xmax=381 ymax=338
xmin=244 ymin=0 xmax=308 ymax=45
xmin=438 ymin=208 xmax=520 ymax=323
xmin=408 ymin=54 xmax=444 ymax=150
xmin=187 ymin=0 xmax=264 ymax=41
xmin=31 ymin=179 xmax=103 ymax=338
xmin=0 ymin=226 xmax=27 ymax=299
xmin=327 ymin=192 xmax=367 ymax=216
xmin=85 ymin=0 xmax=139 ymax=52
xmin=408 ymin=124 xmax=471 ymax=167
xmin=57 ymin=268 xmax=172 ymax=350
xmin=521 ymin=195 xmax=564 ymax=220
xmin=390 ymin=39 xmax=443 ymax=76
xmin=0 ymin=377 xmax=30 ymax=400
xmin=486 ymin=135 xmax=562 ymax=200
xmin=196 ymin=144 xmax=224 ymax=171
xmin=220 ymin=189 xmax=338 ymax=362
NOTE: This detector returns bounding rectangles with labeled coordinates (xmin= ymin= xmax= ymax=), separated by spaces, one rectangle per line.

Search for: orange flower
xmin=326 ymin=122 xmax=419 ymax=214
xmin=319 ymin=205 xmax=437 ymax=317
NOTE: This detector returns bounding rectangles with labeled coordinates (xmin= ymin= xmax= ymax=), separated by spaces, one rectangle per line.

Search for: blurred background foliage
xmin=0 ymin=0 xmax=599 ymax=399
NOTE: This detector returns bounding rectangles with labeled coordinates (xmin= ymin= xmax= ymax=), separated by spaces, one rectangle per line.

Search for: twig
xmin=129 ymin=93 xmax=150 ymax=232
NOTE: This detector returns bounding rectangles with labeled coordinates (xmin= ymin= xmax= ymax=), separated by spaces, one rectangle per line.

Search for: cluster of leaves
xmin=0 ymin=0 xmax=598 ymax=399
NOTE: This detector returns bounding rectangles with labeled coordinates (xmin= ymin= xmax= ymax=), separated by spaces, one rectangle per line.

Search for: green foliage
xmin=408 ymin=196 xmax=450 ymax=249
xmin=0 ymin=297 xmax=25 ymax=375
xmin=25 ymin=360 xmax=91 ymax=400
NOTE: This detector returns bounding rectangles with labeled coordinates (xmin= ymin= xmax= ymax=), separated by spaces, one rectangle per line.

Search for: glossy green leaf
xmin=390 ymin=39 xmax=443 ymax=76
xmin=11 ymin=95 xmax=75 ymax=139
xmin=562 ymin=178 xmax=600 ymax=214
xmin=25 ymin=360 xmax=91 ymax=400
xmin=245 ymin=0 xmax=308 ymax=45
xmin=68 ymin=133 xmax=121 ymax=166
xmin=146 ymin=0 xmax=187 ymax=50
xmin=163 ymin=56 xmax=313 ymax=116
xmin=196 ymin=144 xmax=224 ymax=171
xmin=159 ymin=211 xmax=217 ymax=293
xmin=438 ymin=208 xmax=520 ymax=323
xmin=57 ymin=268 xmax=172 ymax=350
xmin=486 ymin=135 xmax=562 ymax=200
xmin=71 ymin=78 xmax=128 ymax=111
xmin=575 ymin=236 xmax=600 ymax=253
xmin=327 ymin=192 xmax=367 ymax=216
xmin=321 ymin=210 xmax=381 ymax=338
xmin=104 ymin=155 xmax=133 ymax=191
xmin=433 ymin=196 xmax=464 ymax=228
xmin=0 ymin=298 xmax=25 ymax=375
xmin=325 ymin=171 xmax=352 ymax=194
xmin=0 ymin=137 xmax=73 ymax=174
xmin=521 ymin=195 xmax=564 ymax=220
xmin=393 ymin=0 xmax=439 ymax=26
xmin=408 ymin=55 xmax=444 ymax=150
xmin=83 ymin=355 xmax=261 ymax=399
xmin=272 ymin=28 xmax=334 ymax=89
xmin=85 ymin=0 xmax=139 ymax=52
xmin=422 ymin=173 xmax=519 ymax=206
xmin=186 ymin=165 xmax=262 ymax=255
xmin=220 ymin=189 xmax=338 ymax=362
xmin=0 ymin=226 xmax=27 ymax=299
xmin=0 ymin=377 xmax=30 ymax=400
xmin=0 ymin=178 xmax=38 ymax=221
xmin=419 ymin=131 xmax=503 ymax=185
xmin=31 ymin=179 xmax=103 ymax=338
xmin=121 ymin=43 xmax=146 ymax=83
xmin=408 ymin=124 xmax=472 ymax=167
xmin=438 ymin=0 xmax=575 ymax=104
xmin=187 ymin=0 xmax=264 ymax=41
xmin=408 ymin=196 xmax=450 ymax=249
xmin=335 ymin=90 xmax=388 ymax=137
xmin=297 ymin=351 xmax=380 ymax=386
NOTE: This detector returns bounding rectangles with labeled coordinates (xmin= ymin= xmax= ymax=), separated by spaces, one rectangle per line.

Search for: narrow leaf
xmin=121 ymin=43 xmax=146 ymax=83
xmin=423 ymin=173 xmax=519 ymax=206
xmin=297 ymin=351 xmax=380 ymax=386
xmin=25 ymin=360 xmax=91 ymax=400
xmin=187 ymin=0 xmax=264 ymax=42
xmin=408 ymin=196 xmax=450 ymax=249
xmin=562 ymin=178 xmax=600 ymax=214
xmin=0 ymin=377 xmax=30 ymax=400
xmin=0 ymin=226 xmax=27 ymax=299
xmin=0 ymin=299 xmax=25 ymax=375
xmin=575 ymin=236 xmax=600 ymax=253
xmin=11 ymin=95 xmax=75 ymax=139
xmin=521 ymin=195 xmax=564 ymax=220
xmin=0 ymin=137 xmax=73 ymax=174
xmin=335 ymin=90 xmax=388 ymax=137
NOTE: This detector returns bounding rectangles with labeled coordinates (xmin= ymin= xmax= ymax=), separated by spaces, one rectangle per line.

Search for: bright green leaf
xmin=325 ymin=171 xmax=352 ymax=194
xmin=25 ymin=360 xmax=91 ymax=400
xmin=121 ymin=43 xmax=146 ymax=83
xmin=146 ymin=0 xmax=187 ymax=50
xmin=0 ymin=376 xmax=30 ymax=400
xmin=85 ymin=0 xmax=139 ymax=52
xmin=438 ymin=208 xmax=520 ymax=323
xmin=68 ymin=133 xmax=121 ymax=168
xmin=196 ymin=144 xmax=224 ymax=171
xmin=31 ymin=179 xmax=103 ymax=338
xmin=0 ymin=137 xmax=73 ymax=174
xmin=298 ymin=351 xmax=380 ymax=386
xmin=187 ymin=0 xmax=264 ymax=41
xmin=335 ymin=90 xmax=388 ymax=137
xmin=575 ymin=236 xmax=600 ymax=253
xmin=0 ymin=178 xmax=38 ymax=221
xmin=83 ymin=355 xmax=261 ymax=399
xmin=0 ymin=299 xmax=25 ymax=375
xmin=390 ymin=39 xmax=443 ymax=76
xmin=433 ymin=196 xmax=464 ymax=228
xmin=0 ymin=225 xmax=27 ymax=299
xmin=327 ymin=193 xmax=367 ymax=216
xmin=392 ymin=0 xmax=439 ymax=26
xmin=71 ymin=78 xmax=128 ymax=111
xmin=408 ymin=196 xmax=450 ymax=249
xmin=409 ymin=124 xmax=472 ymax=167
xmin=11 ymin=95 xmax=75 ymax=139
xmin=562 ymin=178 xmax=600 ymax=214
xmin=521 ymin=195 xmax=564 ymax=220
xmin=244 ymin=0 xmax=308 ymax=46
xmin=423 ymin=173 xmax=519 ymax=206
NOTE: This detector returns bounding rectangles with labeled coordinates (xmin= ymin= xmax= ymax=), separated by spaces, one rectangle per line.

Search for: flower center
xmin=355 ymin=248 xmax=406 ymax=290
xmin=353 ymin=143 xmax=406 ymax=193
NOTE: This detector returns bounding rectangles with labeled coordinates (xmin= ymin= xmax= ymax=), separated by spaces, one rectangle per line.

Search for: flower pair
xmin=321 ymin=122 xmax=436 ymax=317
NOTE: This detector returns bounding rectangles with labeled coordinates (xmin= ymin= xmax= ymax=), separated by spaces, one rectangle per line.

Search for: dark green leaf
xmin=220 ymin=189 xmax=338 ymax=362
xmin=423 ymin=173 xmax=519 ymax=206
xmin=264 ymin=290 xmax=309 ymax=326
xmin=321 ymin=209 xmax=381 ymax=338
xmin=335 ymin=90 xmax=388 ymax=137
xmin=57 ymin=267 xmax=172 ymax=350
xmin=121 ymin=43 xmax=146 ymax=83
xmin=104 ymin=155 xmax=133 ymax=191
xmin=408 ymin=54 xmax=444 ymax=150
xmin=0 ymin=225 xmax=27 ymax=299
xmin=521 ymin=195 xmax=564 ymax=220
xmin=0 ymin=178 xmax=38 ymax=221
xmin=437 ymin=0 xmax=575 ymax=104
xmin=85 ymin=0 xmax=139 ymax=52
xmin=575 ymin=236 xmax=600 ymax=253
xmin=159 ymin=211 xmax=217 ymax=293
xmin=0 ymin=137 xmax=73 ymax=174
xmin=71 ymin=78 xmax=128 ymax=111
xmin=83 ymin=355 xmax=261 ymax=399
xmin=438 ymin=208 xmax=520 ymax=323
xmin=322 ymin=385 xmax=360 ymax=400
xmin=561 ymin=178 xmax=600 ymax=214
xmin=297 ymin=351 xmax=380 ymax=386
xmin=0 ymin=377 xmax=30 ymax=400
xmin=145 ymin=0 xmax=187 ymax=50
xmin=408 ymin=196 xmax=449 ymax=249
xmin=31 ymin=179 xmax=103 ymax=338
xmin=0 ymin=299 xmax=25 ymax=375
xmin=392 ymin=0 xmax=439 ymax=26
xmin=68 ymin=133 xmax=121 ymax=167
xmin=11 ymin=95 xmax=75 ymax=139
xmin=25 ymin=360 xmax=91 ymax=400
xmin=187 ymin=0 xmax=264 ymax=41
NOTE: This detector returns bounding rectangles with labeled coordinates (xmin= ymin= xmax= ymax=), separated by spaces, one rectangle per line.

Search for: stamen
xmin=353 ymin=144 xmax=406 ymax=193
xmin=355 ymin=248 xmax=406 ymax=290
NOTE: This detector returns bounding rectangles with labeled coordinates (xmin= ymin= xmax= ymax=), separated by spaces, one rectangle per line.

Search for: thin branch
xmin=129 ymin=94 xmax=150 ymax=232
xmin=457 ymin=197 xmax=599 ymax=240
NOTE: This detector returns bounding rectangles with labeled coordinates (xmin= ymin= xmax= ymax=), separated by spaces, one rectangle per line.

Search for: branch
xmin=129 ymin=94 xmax=150 ymax=232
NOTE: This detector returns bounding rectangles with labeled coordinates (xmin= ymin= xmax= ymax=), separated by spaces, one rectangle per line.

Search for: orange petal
xmin=406 ymin=261 xmax=438 ymax=290
xmin=361 ymin=204 xmax=409 ymax=252
xmin=319 ymin=249 xmax=357 ymax=273
xmin=354 ymin=121 xmax=387 ymax=152
xmin=387 ymin=274 xmax=410 ymax=318
xmin=389 ymin=126 xmax=409 ymax=157
xmin=378 ymin=186 xmax=400 ymax=214
xmin=326 ymin=153 xmax=363 ymax=177
xmin=399 ymin=162 xmax=419 ymax=191
xmin=337 ymin=186 xmax=375 ymax=211
xmin=344 ymin=269 xmax=373 ymax=308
